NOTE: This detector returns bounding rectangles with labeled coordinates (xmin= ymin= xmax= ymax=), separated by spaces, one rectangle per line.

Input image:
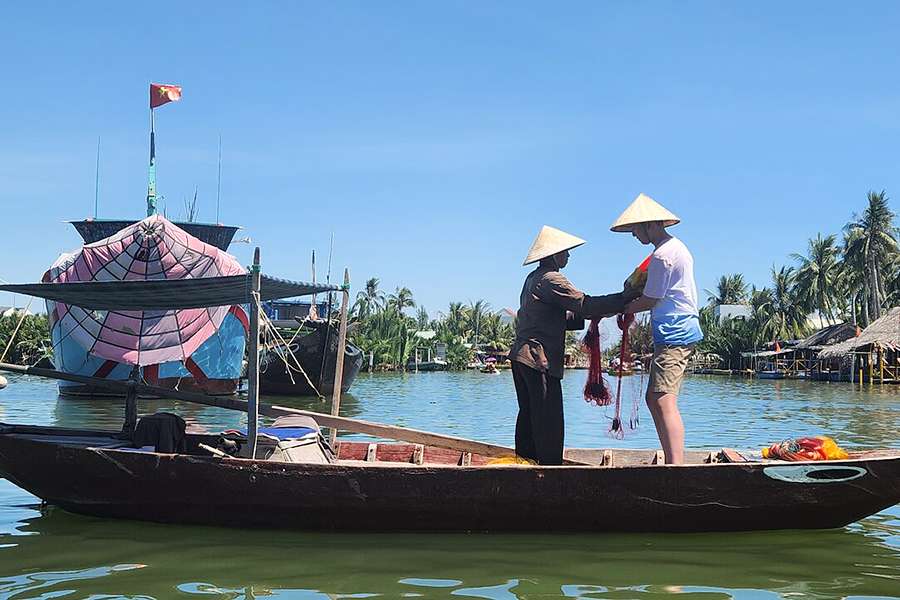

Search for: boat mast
xmin=329 ymin=268 xmax=351 ymax=447
xmin=247 ymin=247 xmax=262 ymax=457
xmin=147 ymin=108 xmax=157 ymax=216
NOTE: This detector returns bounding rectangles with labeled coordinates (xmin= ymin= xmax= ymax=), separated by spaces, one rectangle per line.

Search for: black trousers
xmin=511 ymin=361 xmax=564 ymax=465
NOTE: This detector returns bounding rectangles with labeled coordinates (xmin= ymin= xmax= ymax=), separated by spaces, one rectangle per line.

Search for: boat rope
xmin=0 ymin=298 xmax=35 ymax=364
xmin=257 ymin=301 xmax=324 ymax=398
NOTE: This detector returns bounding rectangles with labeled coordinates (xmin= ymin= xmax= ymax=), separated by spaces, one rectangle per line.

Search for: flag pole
xmin=147 ymin=106 xmax=157 ymax=217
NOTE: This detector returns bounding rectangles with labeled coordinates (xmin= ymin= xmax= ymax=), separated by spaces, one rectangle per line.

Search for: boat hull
xmin=260 ymin=322 xmax=363 ymax=396
xmin=0 ymin=427 xmax=896 ymax=533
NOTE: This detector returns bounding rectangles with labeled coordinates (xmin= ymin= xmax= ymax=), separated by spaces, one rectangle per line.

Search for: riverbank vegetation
xmin=699 ymin=190 xmax=899 ymax=366
xmin=0 ymin=312 xmax=51 ymax=366
xmin=348 ymin=278 xmax=515 ymax=371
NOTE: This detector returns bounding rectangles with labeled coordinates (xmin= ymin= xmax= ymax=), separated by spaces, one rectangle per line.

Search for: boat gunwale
xmin=2 ymin=422 xmax=897 ymax=472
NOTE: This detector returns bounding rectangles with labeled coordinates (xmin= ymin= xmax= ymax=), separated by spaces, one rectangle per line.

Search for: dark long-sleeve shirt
xmin=509 ymin=265 xmax=629 ymax=379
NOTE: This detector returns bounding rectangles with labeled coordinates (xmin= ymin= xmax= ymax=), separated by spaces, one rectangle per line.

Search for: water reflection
xmin=0 ymin=372 xmax=897 ymax=599
xmin=0 ymin=498 xmax=896 ymax=599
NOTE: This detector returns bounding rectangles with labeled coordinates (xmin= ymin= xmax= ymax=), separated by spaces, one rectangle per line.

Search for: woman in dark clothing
xmin=508 ymin=225 xmax=637 ymax=465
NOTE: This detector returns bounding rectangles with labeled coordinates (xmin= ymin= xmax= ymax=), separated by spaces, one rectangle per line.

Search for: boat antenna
xmin=318 ymin=232 xmax=336 ymax=389
xmin=94 ymin=135 xmax=101 ymax=218
xmin=326 ymin=232 xmax=334 ymax=285
xmin=216 ymin=134 xmax=222 ymax=224
xmin=311 ymin=250 xmax=317 ymax=310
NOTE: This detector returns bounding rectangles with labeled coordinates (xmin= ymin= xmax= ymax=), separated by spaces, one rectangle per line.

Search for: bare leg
xmin=646 ymin=390 xmax=684 ymax=464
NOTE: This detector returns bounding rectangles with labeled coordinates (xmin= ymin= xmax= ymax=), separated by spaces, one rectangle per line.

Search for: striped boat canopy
xmin=0 ymin=275 xmax=342 ymax=312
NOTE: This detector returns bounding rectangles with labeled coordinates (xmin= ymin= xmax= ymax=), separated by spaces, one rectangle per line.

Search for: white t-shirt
xmin=643 ymin=236 xmax=703 ymax=346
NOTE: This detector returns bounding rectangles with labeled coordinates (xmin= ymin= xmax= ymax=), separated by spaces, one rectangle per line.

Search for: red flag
xmin=150 ymin=83 xmax=182 ymax=108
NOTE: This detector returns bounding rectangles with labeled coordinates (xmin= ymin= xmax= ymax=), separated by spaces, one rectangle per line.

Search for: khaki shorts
xmin=648 ymin=345 xmax=695 ymax=395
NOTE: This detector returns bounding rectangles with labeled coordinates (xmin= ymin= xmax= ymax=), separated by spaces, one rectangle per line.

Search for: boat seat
xmin=222 ymin=415 xmax=333 ymax=463
xmin=226 ymin=415 xmax=321 ymax=441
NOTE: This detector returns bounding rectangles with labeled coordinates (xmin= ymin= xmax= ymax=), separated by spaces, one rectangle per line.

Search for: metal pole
xmin=147 ymin=108 xmax=157 ymax=217
xmin=94 ymin=136 xmax=101 ymax=218
xmin=247 ymin=248 xmax=261 ymax=458
xmin=124 ymin=365 xmax=139 ymax=433
xmin=216 ymin=134 xmax=222 ymax=224
xmin=329 ymin=269 xmax=351 ymax=447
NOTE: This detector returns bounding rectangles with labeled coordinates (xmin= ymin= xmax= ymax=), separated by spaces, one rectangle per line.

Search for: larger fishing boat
xmin=47 ymin=83 xmax=250 ymax=395
xmin=47 ymin=216 xmax=249 ymax=395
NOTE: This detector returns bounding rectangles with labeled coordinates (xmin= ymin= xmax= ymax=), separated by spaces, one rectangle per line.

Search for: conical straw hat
xmin=610 ymin=193 xmax=680 ymax=232
xmin=522 ymin=225 xmax=586 ymax=266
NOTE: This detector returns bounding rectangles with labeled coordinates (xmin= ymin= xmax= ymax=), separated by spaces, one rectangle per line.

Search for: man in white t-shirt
xmin=611 ymin=194 xmax=703 ymax=464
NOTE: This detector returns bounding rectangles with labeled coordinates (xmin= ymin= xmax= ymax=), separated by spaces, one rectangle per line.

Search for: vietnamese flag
xmin=150 ymin=83 xmax=182 ymax=108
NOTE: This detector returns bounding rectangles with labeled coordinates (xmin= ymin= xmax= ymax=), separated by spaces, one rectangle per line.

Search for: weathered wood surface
xmin=0 ymin=430 xmax=897 ymax=532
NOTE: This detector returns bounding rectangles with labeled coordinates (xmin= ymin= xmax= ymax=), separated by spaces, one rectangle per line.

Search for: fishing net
xmin=582 ymin=256 xmax=651 ymax=438
xmin=762 ymin=436 xmax=849 ymax=461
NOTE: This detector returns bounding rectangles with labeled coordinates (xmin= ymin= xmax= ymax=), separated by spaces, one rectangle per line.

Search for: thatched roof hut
xmin=818 ymin=308 xmax=900 ymax=359
xmin=794 ymin=322 xmax=858 ymax=351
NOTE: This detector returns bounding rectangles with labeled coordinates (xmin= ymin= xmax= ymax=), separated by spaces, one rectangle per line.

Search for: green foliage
xmin=0 ymin=313 xmax=52 ymax=365
xmin=347 ymin=280 xmax=513 ymax=371
xmin=697 ymin=190 xmax=898 ymax=367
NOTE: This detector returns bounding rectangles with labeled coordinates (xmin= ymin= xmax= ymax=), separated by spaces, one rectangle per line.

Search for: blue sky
xmin=1 ymin=2 xmax=899 ymax=321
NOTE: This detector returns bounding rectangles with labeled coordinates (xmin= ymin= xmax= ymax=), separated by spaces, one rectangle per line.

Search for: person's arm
xmin=628 ymin=254 xmax=668 ymax=314
xmin=625 ymin=294 xmax=659 ymax=314
xmin=534 ymin=272 xmax=631 ymax=320
xmin=566 ymin=311 xmax=585 ymax=330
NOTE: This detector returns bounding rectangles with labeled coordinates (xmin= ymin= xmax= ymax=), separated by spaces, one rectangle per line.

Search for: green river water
xmin=0 ymin=371 xmax=897 ymax=599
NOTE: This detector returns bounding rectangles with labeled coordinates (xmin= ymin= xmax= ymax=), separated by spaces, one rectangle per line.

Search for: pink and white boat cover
xmin=44 ymin=215 xmax=246 ymax=366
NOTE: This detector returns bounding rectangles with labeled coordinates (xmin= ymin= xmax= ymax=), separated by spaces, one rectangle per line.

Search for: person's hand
xmin=622 ymin=282 xmax=642 ymax=304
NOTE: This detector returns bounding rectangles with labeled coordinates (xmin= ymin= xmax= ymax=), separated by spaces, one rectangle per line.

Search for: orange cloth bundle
xmin=761 ymin=436 xmax=849 ymax=461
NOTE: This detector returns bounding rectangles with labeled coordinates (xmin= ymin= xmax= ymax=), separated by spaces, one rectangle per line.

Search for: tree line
xmin=698 ymin=191 xmax=899 ymax=366
xmin=348 ymin=278 xmax=515 ymax=371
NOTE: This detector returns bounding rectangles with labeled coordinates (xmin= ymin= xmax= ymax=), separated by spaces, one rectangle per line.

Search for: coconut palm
xmin=415 ymin=306 xmax=431 ymax=330
xmin=387 ymin=286 xmax=416 ymax=314
xmin=466 ymin=299 xmax=491 ymax=347
xmin=757 ymin=266 xmax=809 ymax=341
xmin=790 ymin=233 xmax=841 ymax=325
xmin=352 ymin=277 xmax=385 ymax=321
xmin=705 ymin=274 xmax=749 ymax=306
xmin=843 ymin=190 xmax=899 ymax=324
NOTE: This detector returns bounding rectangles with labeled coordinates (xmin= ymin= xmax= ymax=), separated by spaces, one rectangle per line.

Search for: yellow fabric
xmin=487 ymin=455 xmax=537 ymax=465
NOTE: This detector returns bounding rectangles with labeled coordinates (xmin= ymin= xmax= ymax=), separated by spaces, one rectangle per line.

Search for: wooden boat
xmin=0 ymin=420 xmax=896 ymax=533
xmin=260 ymin=319 xmax=363 ymax=396
xmin=1 ymin=252 xmax=897 ymax=535
xmin=757 ymin=370 xmax=786 ymax=380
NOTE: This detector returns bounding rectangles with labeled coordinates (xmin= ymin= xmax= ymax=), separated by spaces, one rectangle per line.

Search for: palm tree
xmin=415 ymin=306 xmax=430 ymax=330
xmin=352 ymin=277 xmax=384 ymax=321
xmin=757 ymin=266 xmax=809 ymax=341
xmin=440 ymin=302 xmax=468 ymax=338
xmin=466 ymin=299 xmax=491 ymax=347
xmin=705 ymin=274 xmax=749 ymax=306
xmin=843 ymin=190 xmax=899 ymax=324
xmin=790 ymin=233 xmax=841 ymax=325
xmin=387 ymin=286 xmax=416 ymax=314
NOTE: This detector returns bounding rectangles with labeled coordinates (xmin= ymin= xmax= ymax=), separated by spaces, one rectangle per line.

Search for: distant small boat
xmin=757 ymin=371 xmax=786 ymax=380
xmin=408 ymin=359 xmax=449 ymax=372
